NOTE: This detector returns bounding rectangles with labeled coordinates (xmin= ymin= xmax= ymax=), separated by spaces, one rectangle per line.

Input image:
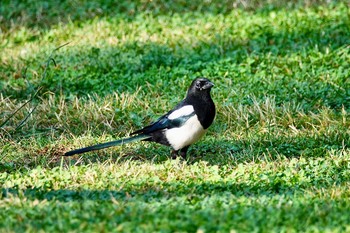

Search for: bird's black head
xmin=188 ymin=77 xmax=214 ymax=95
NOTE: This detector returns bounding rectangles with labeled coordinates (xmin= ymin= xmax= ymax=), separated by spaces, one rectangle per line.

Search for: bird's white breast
xmin=165 ymin=115 xmax=207 ymax=150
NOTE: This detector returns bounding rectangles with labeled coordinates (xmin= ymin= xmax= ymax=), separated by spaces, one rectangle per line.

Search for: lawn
xmin=1 ymin=0 xmax=350 ymax=232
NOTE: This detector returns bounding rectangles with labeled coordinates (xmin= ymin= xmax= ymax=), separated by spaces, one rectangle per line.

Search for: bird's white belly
xmin=165 ymin=115 xmax=207 ymax=150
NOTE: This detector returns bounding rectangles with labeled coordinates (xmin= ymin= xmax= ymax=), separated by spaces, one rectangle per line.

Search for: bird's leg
xmin=171 ymin=150 xmax=179 ymax=159
xmin=171 ymin=146 xmax=189 ymax=159
xmin=179 ymin=146 xmax=189 ymax=159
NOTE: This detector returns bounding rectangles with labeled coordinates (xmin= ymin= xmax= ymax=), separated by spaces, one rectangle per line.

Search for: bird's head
xmin=188 ymin=77 xmax=214 ymax=95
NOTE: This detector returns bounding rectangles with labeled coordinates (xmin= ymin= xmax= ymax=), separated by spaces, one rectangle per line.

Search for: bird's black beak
xmin=202 ymin=81 xmax=214 ymax=90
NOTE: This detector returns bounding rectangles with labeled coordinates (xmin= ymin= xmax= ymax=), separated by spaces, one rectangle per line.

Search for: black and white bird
xmin=64 ymin=77 xmax=216 ymax=159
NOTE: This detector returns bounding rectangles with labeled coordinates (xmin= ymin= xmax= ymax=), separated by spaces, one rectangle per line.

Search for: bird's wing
xmin=131 ymin=104 xmax=195 ymax=135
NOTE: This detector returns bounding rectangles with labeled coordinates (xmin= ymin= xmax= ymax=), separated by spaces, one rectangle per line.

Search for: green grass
xmin=1 ymin=0 xmax=350 ymax=232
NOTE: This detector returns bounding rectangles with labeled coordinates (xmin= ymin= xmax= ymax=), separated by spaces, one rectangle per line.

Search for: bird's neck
xmin=186 ymin=92 xmax=215 ymax=129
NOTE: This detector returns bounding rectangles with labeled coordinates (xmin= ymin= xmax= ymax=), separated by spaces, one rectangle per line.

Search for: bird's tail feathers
xmin=64 ymin=134 xmax=150 ymax=156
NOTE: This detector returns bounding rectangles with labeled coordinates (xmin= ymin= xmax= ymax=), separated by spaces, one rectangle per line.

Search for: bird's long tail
xmin=64 ymin=134 xmax=150 ymax=156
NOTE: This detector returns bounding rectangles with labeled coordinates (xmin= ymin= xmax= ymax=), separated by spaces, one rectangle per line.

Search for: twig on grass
xmin=0 ymin=87 xmax=43 ymax=128
xmin=0 ymin=42 xmax=71 ymax=131
xmin=15 ymin=105 xmax=39 ymax=131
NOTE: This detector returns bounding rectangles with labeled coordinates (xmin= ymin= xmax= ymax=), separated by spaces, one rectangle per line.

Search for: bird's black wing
xmin=131 ymin=101 xmax=195 ymax=135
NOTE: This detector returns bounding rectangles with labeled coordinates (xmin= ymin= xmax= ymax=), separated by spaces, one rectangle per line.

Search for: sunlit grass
xmin=1 ymin=0 xmax=350 ymax=232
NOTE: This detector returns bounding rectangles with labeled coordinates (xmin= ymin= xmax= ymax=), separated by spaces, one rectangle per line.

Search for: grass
xmin=1 ymin=0 xmax=350 ymax=232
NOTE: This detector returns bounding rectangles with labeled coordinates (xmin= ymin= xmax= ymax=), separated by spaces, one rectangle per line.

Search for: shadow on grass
xmin=1 ymin=0 xmax=347 ymax=33
xmin=3 ymin=0 xmax=349 ymax=103
xmin=1 ymin=175 xmax=348 ymax=203
xmin=1 ymin=185 xmax=349 ymax=232
xmin=2 ymin=1 xmax=349 ymax=110
xmin=4 ymin=17 xmax=350 ymax=110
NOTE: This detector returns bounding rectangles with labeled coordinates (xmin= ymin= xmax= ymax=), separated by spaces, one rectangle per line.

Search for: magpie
xmin=64 ymin=77 xmax=216 ymax=159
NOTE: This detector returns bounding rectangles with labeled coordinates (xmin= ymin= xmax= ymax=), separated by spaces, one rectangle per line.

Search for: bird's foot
xmin=171 ymin=150 xmax=179 ymax=159
xmin=171 ymin=147 xmax=188 ymax=160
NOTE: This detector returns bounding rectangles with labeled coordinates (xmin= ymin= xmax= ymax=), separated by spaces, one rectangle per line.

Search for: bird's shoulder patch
xmin=168 ymin=105 xmax=194 ymax=120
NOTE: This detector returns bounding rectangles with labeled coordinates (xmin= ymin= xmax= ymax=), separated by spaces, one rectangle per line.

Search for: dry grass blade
xmin=15 ymin=105 xmax=38 ymax=131
xmin=0 ymin=87 xmax=43 ymax=128
xmin=0 ymin=42 xmax=70 ymax=131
